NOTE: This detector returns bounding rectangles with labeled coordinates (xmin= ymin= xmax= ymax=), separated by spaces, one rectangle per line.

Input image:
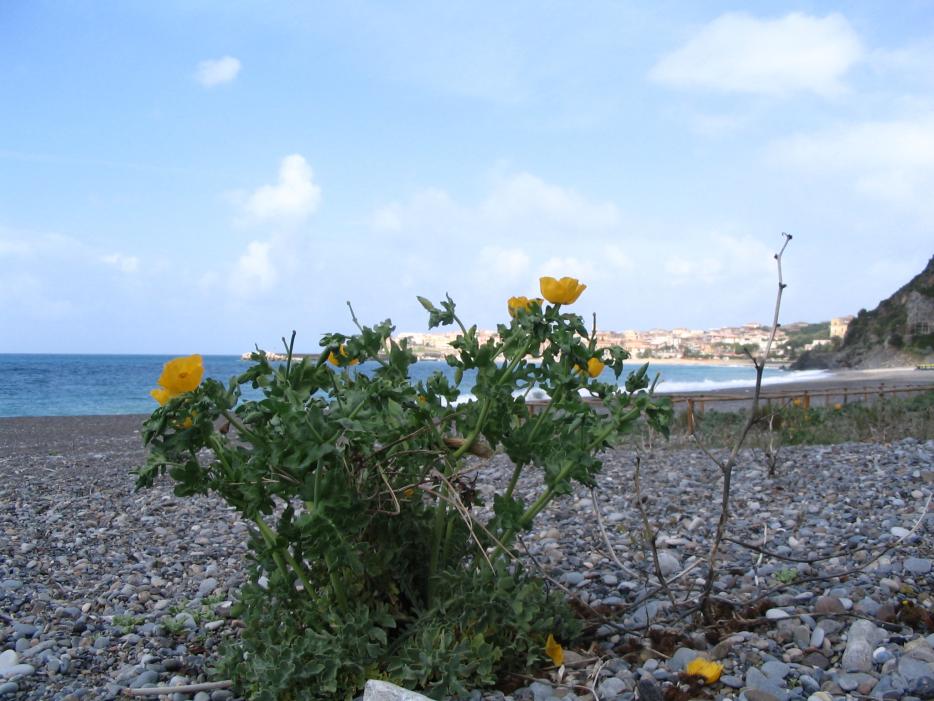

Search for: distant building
xmin=804 ymin=339 xmax=833 ymax=351
xmin=830 ymin=315 xmax=855 ymax=339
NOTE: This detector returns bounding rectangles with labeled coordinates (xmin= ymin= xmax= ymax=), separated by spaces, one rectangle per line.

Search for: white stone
xmin=0 ymin=650 xmax=35 ymax=679
xmin=657 ymin=551 xmax=681 ymax=576
xmin=363 ymin=680 xmax=433 ymax=701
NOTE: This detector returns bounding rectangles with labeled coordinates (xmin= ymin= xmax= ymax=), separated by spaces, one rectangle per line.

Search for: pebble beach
xmin=1 ymin=414 xmax=933 ymax=701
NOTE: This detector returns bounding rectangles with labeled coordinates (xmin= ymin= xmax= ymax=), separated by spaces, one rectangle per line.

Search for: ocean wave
xmin=654 ymin=369 xmax=829 ymax=394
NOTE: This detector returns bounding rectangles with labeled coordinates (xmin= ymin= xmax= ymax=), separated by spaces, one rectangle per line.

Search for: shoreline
xmin=1 ymin=368 xmax=932 ymax=422
xmin=656 ymin=366 xmax=933 ymax=397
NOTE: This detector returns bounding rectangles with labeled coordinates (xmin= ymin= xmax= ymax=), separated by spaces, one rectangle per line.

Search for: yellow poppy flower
xmin=545 ymin=633 xmax=564 ymax=667
xmin=150 ymin=387 xmax=172 ymax=405
xmin=586 ymin=357 xmax=605 ymax=377
xmin=507 ymin=296 xmax=543 ymax=318
xmin=327 ymin=345 xmax=360 ymax=366
xmin=156 ymin=355 xmax=204 ymax=395
xmin=685 ymin=657 xmax=723 ymax=684
xmin=539 ymin=276 xmax=586 ymax=305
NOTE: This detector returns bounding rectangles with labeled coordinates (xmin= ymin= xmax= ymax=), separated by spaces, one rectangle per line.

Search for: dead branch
xmin=633 ymin=455 xmax=678 ymax=608
xmin=698 ymin=233 xmax=791 ymax=621
xmin=123 ymin=681 xmax=233 ymax=696
xmin=590 ymin=487 xmax=643 ymax=580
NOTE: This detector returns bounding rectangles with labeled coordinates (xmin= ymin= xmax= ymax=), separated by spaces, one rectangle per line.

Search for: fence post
xmin=687 ymin=399 xmax=695 ymax=434
xmin=803 ymin=391 xmax=810 ymax=410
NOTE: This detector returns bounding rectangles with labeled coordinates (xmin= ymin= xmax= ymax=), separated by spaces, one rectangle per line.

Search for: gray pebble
xmin=598 ymin=677 xmax=627 ymax=698
xmin=130 ymin=670 xmax=160 ymax=688
xmin=905 ymin=557 xmax=933 ymax=575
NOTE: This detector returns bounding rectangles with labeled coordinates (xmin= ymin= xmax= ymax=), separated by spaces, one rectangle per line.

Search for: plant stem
xmin=452 ymin=339 xmax=532 ymax=460
xmin=253 ymin=516 xmax=317 ymax=599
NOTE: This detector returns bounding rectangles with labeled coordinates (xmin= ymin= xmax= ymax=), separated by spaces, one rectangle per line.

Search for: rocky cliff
xmin=792 ymin=255 xmax=934 ymax=369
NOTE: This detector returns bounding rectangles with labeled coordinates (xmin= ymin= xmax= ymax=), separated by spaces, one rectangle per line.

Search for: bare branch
xmin=633 ymin=456 xmax=678 ymax=608
xmin=590 ymin=487 xmax=642 ymax=580
xmin=698 ymin=232 xmax=791 ymax=620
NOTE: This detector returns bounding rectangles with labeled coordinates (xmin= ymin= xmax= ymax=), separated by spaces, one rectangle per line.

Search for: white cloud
xmin=194 ymin=56 xmax=241 ymax=87
xmin=0 ymin=238 xmax=32 ymax=256
xmin=480 ymin=172 xmax=619 ymax=231
xmin=242 ymin=154 xmax=322 ymax=224
xmin=769 ymin=114 xmax=934 ymax=218
xmin=603 ymin=244 xmax=633 ymax=272
xmin=101 ymin=253 xmax=139 ymax=273
xmin=663 ymin=235 xmax=773 ymax=285
xmin=478 ymin=246 xmax=530 ymax=281
xmin=538 ymin=256 xmax=595 ymax=281
xmin=0 ymin=272 xmax=73 ymax=318
xmin=373 ymin=173 xmax=618 ymax=244
xmin=650 ymin=12 xmax=862 ymax=97
xmin=232 ymin=241 xmax=277 ymax=294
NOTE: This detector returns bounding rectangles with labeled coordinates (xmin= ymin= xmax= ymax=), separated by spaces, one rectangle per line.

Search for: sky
xmin=1 ymin=1 xmax=933 ymax=354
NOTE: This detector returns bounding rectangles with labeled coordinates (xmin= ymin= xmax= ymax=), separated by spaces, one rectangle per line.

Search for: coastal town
xmin=396 ymin=316 xmax=855 ymax=362
xmin=244 ymin=316 xmax=855 ymax=363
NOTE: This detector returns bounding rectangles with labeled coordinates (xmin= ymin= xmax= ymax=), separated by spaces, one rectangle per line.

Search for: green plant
xmin=111 ymin=614 xmax=143 ymax=634
xmin=161 ymin=615 xmax=191 ymax=637
xmin=773 ymin=567 xmax=798 ymax=584
xmin=137 ymin=281 xmax=671 ymax=699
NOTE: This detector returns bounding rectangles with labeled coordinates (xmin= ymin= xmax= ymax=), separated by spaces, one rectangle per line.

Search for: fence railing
xmin=525 ymin=382 xmax=934 ymax=426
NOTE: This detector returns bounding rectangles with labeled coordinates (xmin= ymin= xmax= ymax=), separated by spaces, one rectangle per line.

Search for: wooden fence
xmin=525 ymin=382 xmax=934 ymax=428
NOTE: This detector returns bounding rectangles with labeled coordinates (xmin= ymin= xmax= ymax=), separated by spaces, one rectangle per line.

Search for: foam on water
xmin=654 ymin=369 xmax=829 ymax=394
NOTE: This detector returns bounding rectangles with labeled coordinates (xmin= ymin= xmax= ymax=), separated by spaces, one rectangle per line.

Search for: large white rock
xmin=0 ymin=649 xmax=35 ymax=679
xmin=364 ymin=680 xmax=433 ymax=701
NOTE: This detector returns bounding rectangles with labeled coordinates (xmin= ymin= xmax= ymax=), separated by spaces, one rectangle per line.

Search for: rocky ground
xmin=1 ymin=415 xmax=932 ymax=701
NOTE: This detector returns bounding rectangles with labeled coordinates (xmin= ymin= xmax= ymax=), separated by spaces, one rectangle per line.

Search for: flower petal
xmin=685 ymin=657 xmax=723 ymax=684
xmin=545 ymin=633 xmax=564 ymax=667
xmin=156 ymin=355 xmax=204 ymax=395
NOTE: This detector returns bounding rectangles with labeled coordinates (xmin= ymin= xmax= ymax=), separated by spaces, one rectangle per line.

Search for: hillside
xmin=793 ymin=255 xmax=934 ymax=369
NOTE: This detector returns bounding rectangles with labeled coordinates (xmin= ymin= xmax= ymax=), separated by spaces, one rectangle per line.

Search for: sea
xmin=0 ymin=354 xmax=823 ymax=418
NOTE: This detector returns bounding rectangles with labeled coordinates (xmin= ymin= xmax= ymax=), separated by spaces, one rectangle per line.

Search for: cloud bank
xmin=194 ymin=56 xmax=241 ymax=87
xmin=650 ymin=12 xmax=862 ymax=97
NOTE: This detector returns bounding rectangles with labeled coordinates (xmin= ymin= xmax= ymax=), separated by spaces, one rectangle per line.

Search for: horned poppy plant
xmin=507 ymin=296 xmax=543 ymax=318
xmin=539 ymin=276 xmax=586 ymax=305
xmin=149 ymin=387 xmax=172 ymax=406
xmin=150 ymin=354 xmax=204 ymax=404
xmin=545 ymin=634 xmax=564 ymax=667
xmin=685 ymin=658 xmax=723 ymax=684
xmin=327 ymin=345 xmax=359 ymax=366
xmin=586 ymin=357 xmax=605 ymax=378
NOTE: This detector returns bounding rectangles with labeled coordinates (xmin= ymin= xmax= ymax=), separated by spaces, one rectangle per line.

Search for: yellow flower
xmin=507 ymin=296 xmax=543 ymax=318
xmin=545 ymin=633 xmax=564 ymax=667
xmin=586 ymin=357 xmax=605 ymax=378
xmin=834 ymin=402 xmax=843 ymax=411
xmin=539 ymin=276 xmax=586 ymax=305
xmin=150 ymin=355 xmax=204 ymax=404
xmin=327 ymin=345 xmax=360 ymax=366
xmin=156 ymin=355 xmax=204 ymax=395
xmin=685 ymin=658 xmax=723 ymax=684
xmin=150 ymin=387 xmax=172 ymax=406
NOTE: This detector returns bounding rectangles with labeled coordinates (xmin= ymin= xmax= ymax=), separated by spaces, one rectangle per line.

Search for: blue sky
xmin=1 ymin=1 xmax=932 ymax=354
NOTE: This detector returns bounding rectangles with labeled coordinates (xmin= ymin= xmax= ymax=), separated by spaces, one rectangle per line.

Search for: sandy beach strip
xmin=654 ymin=366 xmax=934 ymax=412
